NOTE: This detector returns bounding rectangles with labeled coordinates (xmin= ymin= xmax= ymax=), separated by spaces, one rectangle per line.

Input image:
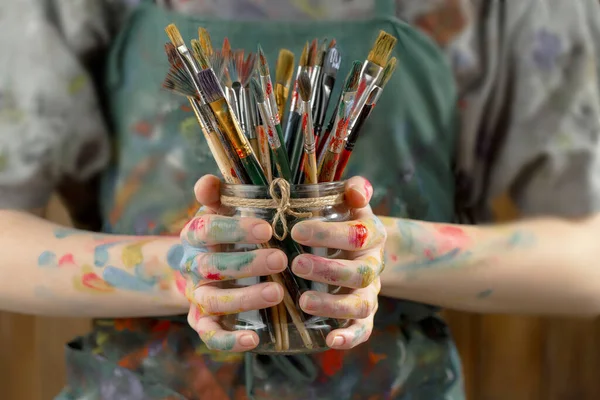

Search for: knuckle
xmin=357 ymin=300 xmax=372 ymax=319
xmin=238 ymin=292 xmax=254 ymax=311
xmin=202 ymin=294 xmax=222 ymax=315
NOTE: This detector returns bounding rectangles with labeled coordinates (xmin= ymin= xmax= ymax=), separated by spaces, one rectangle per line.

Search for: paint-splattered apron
xmin=57 ymin=0 xmax=464 ymax=398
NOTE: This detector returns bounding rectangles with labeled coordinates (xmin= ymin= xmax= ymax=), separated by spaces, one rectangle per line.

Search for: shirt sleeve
xmin=0 ymin=0 xmax=111 ymax=210
xmin=484 ymin=0 xmax=600 ymax=218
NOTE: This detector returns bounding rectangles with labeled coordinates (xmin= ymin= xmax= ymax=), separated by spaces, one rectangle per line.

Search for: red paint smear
xmin=230 ymin=168 xmax=237 ymax=178
xmin=180 ymin=104 xmax=192 ymax=112
xmin=319 ymin=349 xmax=345 ymax=377
xmin=265 ymin=81 xmax=273 ymax=96
xmin=205 ymin=272 xmax=225 ymax=281
xmin=174 ymin=273 xmax=187 ymax=295
xmin=81 ymin=273 xmax=113 ymax=292
xmin=348 ymin=223 xmax=368 ymax=249
xmin=434 ymin=225 xmax=471 ymax=253
xmin=58 ymin=253 xmax=75 ymax=267
xmin=189 ymin=217 xmax=205 ymax=232
xmin=301 ymin=113 xmax=308 ymax=131
xmin=132 ymin=121 xmax=153 ymax=137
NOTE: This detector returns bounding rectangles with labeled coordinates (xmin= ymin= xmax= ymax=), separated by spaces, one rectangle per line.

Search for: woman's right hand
xmin=180 ymin=175 xmax=288 ymax=352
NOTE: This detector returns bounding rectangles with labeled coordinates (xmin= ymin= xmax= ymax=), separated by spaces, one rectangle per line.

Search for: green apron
xmin=57 ymin=1 xmax=463 ymax=399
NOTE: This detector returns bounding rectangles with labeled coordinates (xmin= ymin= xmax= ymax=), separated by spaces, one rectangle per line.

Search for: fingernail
xmin=239 ymin=334 xmax=257 ymax=347
xmin=292 ymin=257 xmax=312 ymax=275
xmin=300 ymin=293 xmax=321 ymax=311
xmin=292 ymin=224 xmax=311 ymax=241
xmin=261 ymin=284 xmax=282 ymax=302
xmin=348 ymin=183 xmax=366 ymax=203
xmin=266 ymin=252 xmax=285 ymax=271
xmin=329 ymin=335 xmax=345 ymax=348
xmin=252 ymin=223 xmax=271 ymax=241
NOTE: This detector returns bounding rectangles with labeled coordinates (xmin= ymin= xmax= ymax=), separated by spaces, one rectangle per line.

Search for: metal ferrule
xmin=301 ymin=101 xmax=316 ymax=153
xmin=367 ymin=86 xmax=383 ymax=106
xmin=225 ymin=86 xmax=241 ymax=123
xmin=257 ymin=101 xmax=281 ymax=149
xmin=308 ymin=65 xmax=321 ymax=110
xmin=241 ymin=87 xmax=257 ymax=139
xmin=348 ymin=60 xmax=383 ymax=130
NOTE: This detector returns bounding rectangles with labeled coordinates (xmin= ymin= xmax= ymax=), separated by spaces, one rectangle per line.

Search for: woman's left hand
xmin=291 ymin=176 xmax=386 ymax=349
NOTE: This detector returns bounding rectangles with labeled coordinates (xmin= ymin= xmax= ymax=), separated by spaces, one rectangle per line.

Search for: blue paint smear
xmin=167 ymin=244 xmax=184 ymax=270
xmin=94 ymin=243 xmax=120 ymax=267
xmin=102 ymin=266 xmax=157 ymax=292
xmin=38 ymin=251 xmax=57 ymax=267
xmin=399 ymin=248 xmax=465 ymax=271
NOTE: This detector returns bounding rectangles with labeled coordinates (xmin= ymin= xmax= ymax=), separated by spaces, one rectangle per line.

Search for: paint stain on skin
xmin=477 ymin=289 xmax=493 ymax=299
xmin=102 ymin=266 xmax=157 ymax=292
xmin=348 ymin=223 xmax=368 ymax=249
xmin=314 ymin=231 xmax=328 ymax=241
xmin=38 ymin=251 xmax=57 ymax=267
xmin=74 ymin=266 xmax=115 ymax=293
xmin=357 ymin=264 xmax=376 ymax=288
xmin=94 ymin=242 xmax=119 ymax=267
xmin=121 ymin=240 xmax=154 ymax=268
xmin=352 ymin=324 xmax=368 ymax=344
xmin=208 ymin=218 xmax=245 ymax=243
xmin=201 ymin=331 xmax=236 ymax=351
xmin=167 ymin=244 xmax=184 ymax=270
xmin=205 ymin=272 xmax=227 ymax=281
xmin=309 ymin=257 xmax=352 ymax=283
xmin=213 ymin=252 xmax=256 ymax=272
xmin=58 ymin=253 xmax=76 ymax=267
xmin=218 ymin=295 xmax=235 ymax=303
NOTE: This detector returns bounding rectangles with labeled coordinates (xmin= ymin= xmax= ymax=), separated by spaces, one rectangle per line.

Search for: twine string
xmin=220 ymin=178 xmax=344 ymax=240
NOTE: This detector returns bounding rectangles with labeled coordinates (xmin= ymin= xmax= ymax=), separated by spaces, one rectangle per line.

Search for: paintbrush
xmin=316 ymin=60 xmax=362 ymax=165
xmin=297 ymin=72 xmax=318 ymax=184
xmin=283 ymin=42 xmax=309 ymax=150
xmin=162 ymin=44 xmax=246 ymax=184
xmin=335 ymin=57 xmax=397 ymax=181
xmin=249 ymin=85 xmax=272 ymax=182
xmin=196 ymin=69 xmax=267 ymax=185
xmin=308 ymin=39 xmax=326 ymax=111
xmin=313 ymin=45 xmax=340 ymax=144
xmin=347 ymin=30 xmax=397 ymax=130
xmin=235 ymin=51 xmax=260 ymax=158
xmin=257 ymin=45 xmax=286 ymax=150
xmin=250 ymin=78 xmax=293 ymax=181
xmin=317 ymin=101 xmax=349 ymax=182
xmin=275 ymin=49 xmax=295 ymax=122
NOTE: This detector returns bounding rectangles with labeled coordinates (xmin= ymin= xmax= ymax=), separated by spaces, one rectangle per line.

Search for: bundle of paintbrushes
xmin=162 ymin=24 xmax=397 ymax=353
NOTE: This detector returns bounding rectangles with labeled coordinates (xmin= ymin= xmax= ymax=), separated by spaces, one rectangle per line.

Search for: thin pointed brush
xmin=190 ymin=39 xmax=210 ymax=70
xmin=236 ymin=51 xmax=260 ymax=158
xmin=165 ymin=24 xmax=205 ymax=95
xmin=317 ymin=60 xmax=362 ymax=165
xmin=297 ymin=72 xmax=318 ymax=184
xmin=313 ymin=45 xmax=340 ymax=147
xmin=256 ymin=45 xmax=287 ymax=154
xmin=162 ymin=45 xmax=246 ymax=184
xmin=309 ymin=38 xmax=327 ymax=111
xmin=250 ymin=78 xmax=293 ymax=181
xmin=197 ymin=69 xmax=267 ymax=185
xmin=275 ymin=49 xmax=295 ymax=121
xmin=335 ymin=57 xmax=398 ymax=181
xmin=283 ymin=42 xmax=309 ymax=150
xmin=250 ymin=90 xmax=273 ymax=183
xmin=347 ymin=30 xmax=397 ymax=131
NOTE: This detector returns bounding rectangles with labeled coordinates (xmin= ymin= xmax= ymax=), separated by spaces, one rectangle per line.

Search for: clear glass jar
xmin=218 ymin=181 xmax=350 ymax=355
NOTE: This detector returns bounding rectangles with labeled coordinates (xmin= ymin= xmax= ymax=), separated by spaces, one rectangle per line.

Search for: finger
xmin=182 ymin=214 xmax=273 ymax=246
xmin=194 ymin=175 xmax=222 ymax=212
xmin=183 ymin=248 xmax=287 ymax=285
xmin=344 ymin=176 xmax=373 ymax=209
xmin=298 ymin=281 xmax=380 ymax=319
xmin=326 ymin=313 xmax=375 ymax=350
xmin=291 ymin=215 xmax=387 ymax=251
xmin=291 ymin=251 xmax=382 ymax=289
xmin=187 ymin=305 xmax=259 ymax=352
xmin=194 ymin=282 xmax=284 ymax=316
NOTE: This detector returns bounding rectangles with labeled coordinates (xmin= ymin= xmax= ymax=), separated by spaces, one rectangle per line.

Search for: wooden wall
xmin=1 ymin=197 xmax=600 ymax=399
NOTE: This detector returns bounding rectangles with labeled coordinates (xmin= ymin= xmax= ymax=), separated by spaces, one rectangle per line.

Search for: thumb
xmin=194 ymin=175 xmax=222 ymax=212
xmin=344 ymin=176 xmax=373 ymax=209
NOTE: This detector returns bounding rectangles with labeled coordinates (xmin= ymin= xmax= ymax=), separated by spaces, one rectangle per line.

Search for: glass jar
xmin=218 ymin=181 xmax=350 ymax=355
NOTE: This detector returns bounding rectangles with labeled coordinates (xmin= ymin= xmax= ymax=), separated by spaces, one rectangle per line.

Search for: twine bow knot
xmin=269 ymin=178 xmax=313 ymax=240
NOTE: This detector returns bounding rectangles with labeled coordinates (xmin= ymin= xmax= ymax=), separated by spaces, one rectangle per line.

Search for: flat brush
xmin=165 ymin=25 xmax=204 ymax=95
xmin=317 ymin=60 xmax=362 ymax=164
xmin=236 ymin=51 xmax=260 ymax=157
xmin=348 ymin=30 xmax=397 ymax=130
xmin=308 ymin=39 xmax=325 ymax=111
xmin=250 ymin=78 xmax=293 ymax=181
xmin=257 ymin=45 xmax=285 ymax=146
xmin=335 ymin=57 xmax=397 ymax=181
xmin=283 ymin=42 xmax=309 ymax=150
xmin=314 ymin=46 xmax=340 ymax=141
xmin=197 ymin=69 xmax=267 ymax=185
xmin=275 ymin=49 xmax=295 ymax=121
xmin=297 ymin=72 xmax=318 ymax=184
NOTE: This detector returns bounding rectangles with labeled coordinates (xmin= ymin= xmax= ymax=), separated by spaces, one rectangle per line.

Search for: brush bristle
xmin=222 ymin=68 xmax=233 ymax=88
xmin=197 ymin=69 xmax=224 ymax=103
xmin=307 ymin=39 xmax=317 ymax=67
xmin=211 ymin=50 xmax=228 ymax=81
xmin=191 ymin=39 xmax=210 ymax=69
xmin=367 ymin=30 xmax=397 ymax=67
xmin=297 ymin=71 xmax=311 ymax=102
xmin=198 ymin=27 xmax=214 ymax=57
xmin=323 ymin=47 xmax=341 ymax=76
xmin=162 ymin=71 xmax=197 ymax=98
xmin=316 ymin=38 xmax=327 ymax=67
xmin=344 ymin=61 xmax=363 ymax=92
xmin=165 ymin=43 xmax=182 ymax=68
xmin=222 ymin=38 xmax=232 ymax=57
xmin=236 ymin=52 xmax=256 ymax=87
xmin=227 ymin=50 xmax=242 ymax=83
xmin=165 ymin=24 xmax=185 ymax=47
xmin=299 ymin=42 xmax=309 ymax=67
xmin=257 ymin=45 xmax=270 ymax=76
xmin=379 ymin=57 xmax=397 ymax=88
xmin=250 ymin=78 xmax=265 ymax=103
xmin=275 ymin=49 xmax=295 ymax=85
xmin=328 ymin=39 xmax=337 ymax=49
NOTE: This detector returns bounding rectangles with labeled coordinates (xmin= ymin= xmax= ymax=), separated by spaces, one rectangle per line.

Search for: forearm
xmin=0 ymin=209 xmax=188 ymax=317
xmin=379 ymin=215 xmax=600 ymax=316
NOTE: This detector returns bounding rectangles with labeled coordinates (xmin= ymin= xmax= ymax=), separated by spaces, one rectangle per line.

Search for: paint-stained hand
xmin=291 ymin=176 xmax=386 ymax=349
xmin=180 ymin=175 xmax=288 ymax=352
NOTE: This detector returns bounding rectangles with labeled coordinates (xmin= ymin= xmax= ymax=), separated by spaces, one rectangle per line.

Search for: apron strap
xmin=374 ymin=0 xmax=396 ymax=18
